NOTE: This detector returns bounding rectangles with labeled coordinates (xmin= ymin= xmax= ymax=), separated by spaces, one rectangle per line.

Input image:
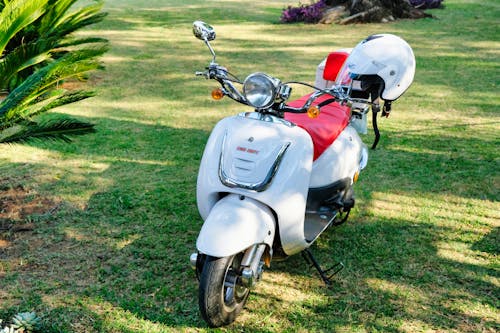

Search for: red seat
xmin=285 ymin=94 xmax=350 ymax=160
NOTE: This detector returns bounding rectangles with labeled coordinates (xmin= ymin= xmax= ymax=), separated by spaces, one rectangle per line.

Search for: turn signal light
xmin=353 ymin=171 xmax=359 ymax=183
xmin=211 ymin=88 xmax=224 ymax=100
xmin=307 ymin=105 xmax=320 ymax=118
xmin=263 ymin=251 xmax=271 ymax=267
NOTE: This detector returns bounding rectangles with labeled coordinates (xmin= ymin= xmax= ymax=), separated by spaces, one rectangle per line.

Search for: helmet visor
xmin=335 ymin=62 xmax=363 ymax=92
xmin=335 ymin=62 xmax=353 ymax=87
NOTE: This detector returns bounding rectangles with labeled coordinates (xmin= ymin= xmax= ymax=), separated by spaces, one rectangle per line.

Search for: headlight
xmin=243 ymin=73 xmax=278 ymax=109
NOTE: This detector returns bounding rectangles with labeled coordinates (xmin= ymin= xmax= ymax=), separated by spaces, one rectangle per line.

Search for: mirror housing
xmin=193 ymin=21 xmax=216 ymax=41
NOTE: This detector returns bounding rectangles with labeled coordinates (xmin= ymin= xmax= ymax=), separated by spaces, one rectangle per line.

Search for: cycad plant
xmin=0 ymin=0 xmax=108 ymax=143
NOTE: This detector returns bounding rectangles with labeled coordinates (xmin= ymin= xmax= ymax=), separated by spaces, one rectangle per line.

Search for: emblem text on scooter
xmin=236 ymin=146 xmax=259 ymax=154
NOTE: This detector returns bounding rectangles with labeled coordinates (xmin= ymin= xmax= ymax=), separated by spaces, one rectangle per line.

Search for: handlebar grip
xmin=316 ymin=98 xmax=337 ymax=107
xmin=280 ymin=96 xmax=338 ymax=114
xmin=279 ymin=105 xmax=306 ymax=113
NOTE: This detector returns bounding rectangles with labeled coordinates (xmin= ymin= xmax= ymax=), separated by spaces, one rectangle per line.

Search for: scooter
xmin=189 ymin=21 xmax=415 ymax=327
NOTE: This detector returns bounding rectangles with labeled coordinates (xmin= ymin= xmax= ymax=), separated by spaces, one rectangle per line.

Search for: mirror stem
xmin=204 ymin=39 xmax=217 ymax=64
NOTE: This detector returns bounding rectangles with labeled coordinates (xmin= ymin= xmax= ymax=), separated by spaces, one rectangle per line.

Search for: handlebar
xmin=197 ymin=63 xmax=249 ymax=105
xmin=193 ymin=24 xmax=386 ymax=149
xmin=195 ymin=64 xmax=372 ymax=115
xmin=278 ymin=91 xmax=339 ymax=114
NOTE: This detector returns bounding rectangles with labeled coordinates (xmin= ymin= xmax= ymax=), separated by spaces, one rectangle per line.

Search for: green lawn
xmin=1 ymin=0 xmax=499 ymax=332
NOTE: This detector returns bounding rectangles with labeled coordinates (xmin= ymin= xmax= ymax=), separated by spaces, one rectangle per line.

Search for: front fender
xmin=196 ymin=194 xmax=275 ymax=257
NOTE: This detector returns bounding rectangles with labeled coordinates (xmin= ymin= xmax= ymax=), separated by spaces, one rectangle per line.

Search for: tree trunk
xmin=325 ymin=0 xmax=431 ymax=23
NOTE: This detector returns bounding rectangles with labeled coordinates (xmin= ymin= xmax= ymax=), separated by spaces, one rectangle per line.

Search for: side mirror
xmin=193 ymin=21 xmax=216 ymax=41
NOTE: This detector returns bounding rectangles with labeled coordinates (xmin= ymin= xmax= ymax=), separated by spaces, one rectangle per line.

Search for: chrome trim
xmin=241 ymin=245 xmax=258 ymax=268
xmin=218 ymin=131 xmax=291 ymax=192
xmin=243 ymin=73 xmax=280 ymax=109
xmin=238 ymin=112 xmax=295 ymax=128
xmin=189 ymin=252 xmax=198 ymax=270
xmin=241 ymin=244 xmax=266 ymax=288
xmin=193 ymin=21 xmax=216 ymax=41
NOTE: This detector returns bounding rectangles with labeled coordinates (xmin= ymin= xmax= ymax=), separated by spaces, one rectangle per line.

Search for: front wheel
xmin=198 ymin=253 xmax=250 ymax=327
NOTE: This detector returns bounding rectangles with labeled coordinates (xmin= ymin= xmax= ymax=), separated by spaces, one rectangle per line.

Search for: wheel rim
xmin=222 ymin=254 xmax=248 ymax=310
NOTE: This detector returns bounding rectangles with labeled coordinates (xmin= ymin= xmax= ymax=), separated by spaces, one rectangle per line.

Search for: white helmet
xmin=336 ymin=34 xmax=416 ymax=101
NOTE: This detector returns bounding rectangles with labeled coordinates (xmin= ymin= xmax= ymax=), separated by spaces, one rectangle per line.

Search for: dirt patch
xmin=0 ymin=180 xmax=60 ymax=278
xmin=0 ymin=239 xmax=9 ymax=248
xmin=0 ymin=182 xmax=59 ymax=232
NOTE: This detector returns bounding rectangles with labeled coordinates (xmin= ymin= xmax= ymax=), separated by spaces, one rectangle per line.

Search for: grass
xmin=0 ymin=0 xmax=499 ymax=331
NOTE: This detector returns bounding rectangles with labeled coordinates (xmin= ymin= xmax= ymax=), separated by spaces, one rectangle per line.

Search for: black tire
xmin=198 ymin=254 xmax=250 ymax=327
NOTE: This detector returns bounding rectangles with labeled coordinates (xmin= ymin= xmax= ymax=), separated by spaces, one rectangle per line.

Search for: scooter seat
xmin=285 ymin=94 xmax=350 ymax=160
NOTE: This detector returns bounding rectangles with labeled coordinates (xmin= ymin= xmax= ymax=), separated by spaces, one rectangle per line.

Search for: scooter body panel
xmin=310 ymin=125 xmax=368 ymax=188
xmin=197 ymin=113 xmax=313 ymax=256
xmin=196 ymin=194 xmax=275 ymax=257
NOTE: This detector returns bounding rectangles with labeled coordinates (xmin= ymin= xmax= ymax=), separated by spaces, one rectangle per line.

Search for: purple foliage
xmin=409 ymin=0 xmax=443 ymax=9
xmin=280 ymin=0 xmax=327 ymax=24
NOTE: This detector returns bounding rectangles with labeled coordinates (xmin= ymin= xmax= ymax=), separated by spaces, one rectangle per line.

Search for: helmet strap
xmin=371 ymin=100 xmax=381 ymax=150
xmin=382 ymin=101 xmax=392 ymax=117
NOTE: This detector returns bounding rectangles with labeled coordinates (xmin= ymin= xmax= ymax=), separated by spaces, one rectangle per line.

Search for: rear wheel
xmin=198 ymin=253 xmax=250 ymax=327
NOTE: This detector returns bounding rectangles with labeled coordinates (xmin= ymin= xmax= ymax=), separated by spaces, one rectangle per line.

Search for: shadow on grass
xmin=266 ymin=218 xmax=499 ymax=332
xmin=213 ymin=210 xmax=498 ymax=332
xmin=472 ymin=227 xmax=500 ymax=255
xmin=1 ymin=0 xmax=499 ymax=331
xmin=0 ymin=118 xmax=209 ymax=330
xmin=1 ymin=111 xmax=498 ymax=332
xmin=100 ymin=2 xmax=285 ymax=29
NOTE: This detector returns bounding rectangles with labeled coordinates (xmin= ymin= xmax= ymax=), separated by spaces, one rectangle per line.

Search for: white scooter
xmin=189 ymin=21 xmax=415 ymax=327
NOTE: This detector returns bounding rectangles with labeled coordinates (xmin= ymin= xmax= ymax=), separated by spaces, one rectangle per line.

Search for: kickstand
xmin=301 ymin=248 xmax=344 ymax=286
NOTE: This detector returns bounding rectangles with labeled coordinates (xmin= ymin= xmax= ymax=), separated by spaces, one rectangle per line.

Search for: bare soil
xmin=0 ymin=179 xmax=59 ymax=253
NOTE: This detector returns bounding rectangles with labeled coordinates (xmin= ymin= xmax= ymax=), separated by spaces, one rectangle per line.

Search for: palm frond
xmin=1 ymin=0 xmax=108 ymax=92
xmin=0 ymin=37 xmax=57 ymax=89
xmin=39 ymin=0 xmax=79 ymax=33
xmin=0 ymin=117 xmax=95 ymax=143
xmin=56 ymin=36 xmax=108 ymax=48
xmin=0 ymin=45 xmax=108 ymax=120
xmin=56 ymin=10 xmax=107 ymax=38
xmin=0 ymin=0 xmax=108 ymax=145
xmin=0 ymin=0 xmax=49 ymax=54
xmin=44 ymin=2 xmax=107 ymax=39
xmin=0 ymin=88 xmax=65 ymax=129
xmin=10 ymin=90 xmax=96 ymax=124
xmin=34 ymin=90 xmax=96 ymax=114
